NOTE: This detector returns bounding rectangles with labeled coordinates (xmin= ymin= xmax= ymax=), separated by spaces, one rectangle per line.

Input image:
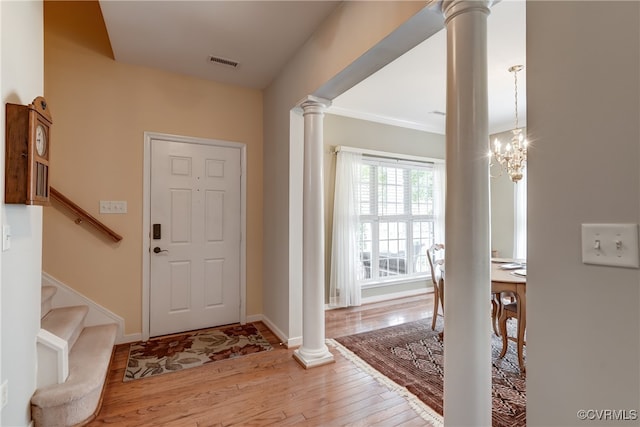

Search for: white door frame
xmin=142 ymin=131 xmax=247 ymax=341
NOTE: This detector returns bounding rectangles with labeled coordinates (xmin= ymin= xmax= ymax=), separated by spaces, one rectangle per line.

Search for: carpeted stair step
xmin=31 ymin=323 xmax=117 ymax=427
xmin=41 ymin=305 xmax=89 ymax=351
xmin=41 ymin=285 xmax=57 ymax=320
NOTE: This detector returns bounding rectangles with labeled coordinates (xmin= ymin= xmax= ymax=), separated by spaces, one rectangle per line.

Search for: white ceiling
xmin=99 ymin=0 xmax=525 ymax=135
xmin=331 ymin=0 xmax=526 ymax=135
xmin=99 ymin=1 xmax=341 ymax=89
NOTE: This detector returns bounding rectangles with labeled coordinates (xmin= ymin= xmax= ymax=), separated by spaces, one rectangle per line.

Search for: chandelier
xmin=491 ymin=64 xmax=527 ymax=183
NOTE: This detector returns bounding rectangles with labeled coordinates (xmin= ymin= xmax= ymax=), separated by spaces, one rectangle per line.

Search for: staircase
xmin=31 ymin=285 xmax=117 ymax=427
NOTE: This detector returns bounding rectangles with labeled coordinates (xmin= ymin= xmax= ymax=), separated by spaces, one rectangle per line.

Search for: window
xmin=514 ymin=168 xmax=527 ymax=259
xmin=357 ymin=158 xmax=437 ymax=284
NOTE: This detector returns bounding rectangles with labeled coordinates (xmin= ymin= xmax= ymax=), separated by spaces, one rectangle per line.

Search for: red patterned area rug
xmin=334 ymin=318 xmax=525 ymax=427
xmin=124 ymin=323 xmax=273 ymax=381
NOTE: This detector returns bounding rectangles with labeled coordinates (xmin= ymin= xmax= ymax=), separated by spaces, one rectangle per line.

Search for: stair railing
xmin=50 ymin=187 xmax=123 ymax=242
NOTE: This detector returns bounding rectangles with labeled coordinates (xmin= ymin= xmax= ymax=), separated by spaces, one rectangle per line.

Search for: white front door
xmin=149 ymin=138 xmax=241 ymax=337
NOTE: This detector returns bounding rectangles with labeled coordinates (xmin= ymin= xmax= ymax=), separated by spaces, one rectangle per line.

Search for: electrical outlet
xmin=1 ymin=380 xmax=8 ymax=409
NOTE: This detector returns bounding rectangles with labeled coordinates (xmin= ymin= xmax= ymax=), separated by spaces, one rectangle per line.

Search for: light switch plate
xmin=581 ymin=223 xmax=639 ymax=268
xmin=112 ymin=201 xmax=127 ymax=214
xmin=99 ymin=201 xmax=127 ymax=214
xmin=1 ymin=380 xmax=7 ymax=409
xmin=99 ymin=201 xmax=110 ymax=214
xmin=2 ymin=225 xmax=11 ymax=251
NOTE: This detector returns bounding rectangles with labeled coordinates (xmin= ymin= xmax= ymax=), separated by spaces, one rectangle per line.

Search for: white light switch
xmin=99 ymin=201 xmax=127 ymax=214
xmin=99 ymin=201 xmax=110 ymax=214
xmin=112 ymin=201 xmax=127 ymax=214
xmin=581 ymin=223 xmax=639 ymax=268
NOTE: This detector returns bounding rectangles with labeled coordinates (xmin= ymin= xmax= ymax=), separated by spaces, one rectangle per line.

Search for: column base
xmin=293 ymin=346 xmax=335 ymax=369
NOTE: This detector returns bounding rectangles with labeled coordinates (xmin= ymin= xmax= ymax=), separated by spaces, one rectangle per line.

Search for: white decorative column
xmin=442 ymin=1 xmax=492 ymax=426
xmin=293 ymin=95 xmax=335 ymax=369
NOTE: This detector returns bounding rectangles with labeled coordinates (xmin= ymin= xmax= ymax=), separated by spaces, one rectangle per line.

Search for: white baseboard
xmin=260 ymin=314 xmax=302 ymax=348
xmin=287 ymin=336 xmax=302 ymax=348
xmin=260 ymin=289 xmax=429 ymax=348
xmin=121 ymin=333 xmax=142 ymax=343
xmin=246 ymin=313 xmax=263 ymax=323
xmin=42 ymin=272 xmax=128 ymax=344
xmin=325 ymin=287 xmax=433 ymax=310
xmin=244 ymin=289 xmax=431 ymax=349
xmin=361 ymin=287 xmax=430 ymax=305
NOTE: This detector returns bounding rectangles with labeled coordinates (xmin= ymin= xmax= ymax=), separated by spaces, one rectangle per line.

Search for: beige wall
xmin=43 ymin=1 xmax=263 ymax=335
xmin=323 ymin=114 xmax=445 ymax=301
xmin=489 ymin=129 xmax=516 ymax=258
xmin=527 ymin=1 xmax=640 ymax=424
xmin=263 ymin=1 xmax=438 ymax=343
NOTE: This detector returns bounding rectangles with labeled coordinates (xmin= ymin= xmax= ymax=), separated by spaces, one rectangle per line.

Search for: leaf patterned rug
xmin=124 ymin=323 xmax=273 ymax=381
xmin=335 ymin=317 xmax=525 ymax=427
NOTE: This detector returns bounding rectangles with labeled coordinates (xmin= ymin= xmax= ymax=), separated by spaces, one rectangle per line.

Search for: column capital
xmin=297 ymin=95 xmax=331 ymax=113
xmin=442 ymin=0 xmax=491 ymax=24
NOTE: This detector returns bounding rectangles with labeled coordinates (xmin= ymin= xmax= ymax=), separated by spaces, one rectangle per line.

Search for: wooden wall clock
xmin=5 ymin=96 xmax=52 ymax=205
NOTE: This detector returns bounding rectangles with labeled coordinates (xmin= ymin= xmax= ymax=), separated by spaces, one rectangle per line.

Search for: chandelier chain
xmin=514 ymin=69 xmax=519 ymax=129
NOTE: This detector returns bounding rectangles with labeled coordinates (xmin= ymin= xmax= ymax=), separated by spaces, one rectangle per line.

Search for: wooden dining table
xmin=491 ymin=258 xmax=526 ymax=371
xmin=439 ymin=258 xmax=527 ymax=371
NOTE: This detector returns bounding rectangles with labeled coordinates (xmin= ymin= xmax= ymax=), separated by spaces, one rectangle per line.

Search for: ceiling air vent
xmin=207 ymin=55 xmax=239 ymax=68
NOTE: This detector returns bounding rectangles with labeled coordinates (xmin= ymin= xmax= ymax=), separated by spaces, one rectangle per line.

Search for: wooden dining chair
xmin=426 ymin=243 xmax=445 ymax=330
xmin=491 ymin=295 xmax=499 ymax=335
xmin=492 ymin=291 xmax=513 ymax=336
xmin=498 ymin=298 xmax=525 ymax=369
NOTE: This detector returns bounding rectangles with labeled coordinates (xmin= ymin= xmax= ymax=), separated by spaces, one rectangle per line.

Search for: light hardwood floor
xmin=89 ymin=293 xmax=437 ymax=427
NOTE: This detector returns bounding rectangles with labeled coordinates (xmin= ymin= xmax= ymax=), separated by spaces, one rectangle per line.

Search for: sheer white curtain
xmin=433 ymin=162 xmax=446 ymax=245
xmin=329 ymin=151 xmax=362 ymax=307
xmin=514 ymin=169 xmax=527 ymax=259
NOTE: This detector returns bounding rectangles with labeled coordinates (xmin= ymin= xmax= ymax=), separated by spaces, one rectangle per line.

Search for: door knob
xmin=153 ymin=247 xmax=168 ymax=254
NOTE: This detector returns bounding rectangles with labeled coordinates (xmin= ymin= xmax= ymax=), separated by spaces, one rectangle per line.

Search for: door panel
xmin=169 ymin=261 xmax=191 ymax=311
xmin=205 ymin=190 xmax=224 ymax=241
xmin=150 ymin=138 xmax=241 ymax=337
xmin=171 ymin=189 xmax=192 ymax=242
